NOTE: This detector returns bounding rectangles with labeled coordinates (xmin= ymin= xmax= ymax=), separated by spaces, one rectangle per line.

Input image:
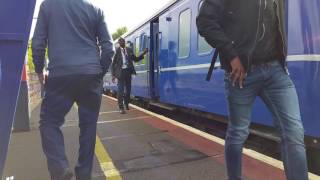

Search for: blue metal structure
xmin=0 ymin=0 xmax=36 ymax=177
xmin=104 ymin=0 xmax=320 ymax=139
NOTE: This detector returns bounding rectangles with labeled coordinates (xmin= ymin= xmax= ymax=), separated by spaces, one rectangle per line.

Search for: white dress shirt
xmin=121 ymin=47 xmax=129 ymax=69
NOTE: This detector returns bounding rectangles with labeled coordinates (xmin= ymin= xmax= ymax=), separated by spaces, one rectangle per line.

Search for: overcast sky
xmin=31 ymin=0 xmax=173 ymax=38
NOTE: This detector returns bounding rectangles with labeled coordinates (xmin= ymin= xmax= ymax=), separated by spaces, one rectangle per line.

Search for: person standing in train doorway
xmin=197 ymin=0 xmax=308 ymax=180
xmin=111 ymin=38 xmax=148 ymax=114
xmin=32 ymin=0 xmax=114 ymax=179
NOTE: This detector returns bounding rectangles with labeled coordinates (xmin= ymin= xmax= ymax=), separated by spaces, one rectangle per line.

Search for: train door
xmin=150 ymin=20 xmax=160 ymax=100
xmin=142 ymin=33 xmax=151 ymax=98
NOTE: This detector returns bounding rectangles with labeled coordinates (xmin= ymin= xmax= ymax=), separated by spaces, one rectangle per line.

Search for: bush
xmin=27 ymin=41 xmax=35 ymax=72
xmin=27 ymin=41 xmax=48 ymax=73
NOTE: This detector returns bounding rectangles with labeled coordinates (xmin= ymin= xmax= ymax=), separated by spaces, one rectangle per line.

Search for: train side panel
xmin=157 ymin=0 xmax=320 ymax=138
xmin=103 ymin=0 xmax=320 ymax=138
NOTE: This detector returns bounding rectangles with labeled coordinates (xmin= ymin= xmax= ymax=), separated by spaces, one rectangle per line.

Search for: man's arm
xmin=32 ymin=1 xmax=49 ymax=84
xmin=111 ymin=48 xmax=118 ymax=77
xmin=196 ymin=0 xmax=237 ymax=63
xmin=197 ymin=0 xmax=245 ymax=88
xmin=111 ymin=53 xmax=116 ymax=82
xmin=132 ymin=48 xmax=148 ymax=62
xmin=97 ymin=10 xmax=115 ymax=75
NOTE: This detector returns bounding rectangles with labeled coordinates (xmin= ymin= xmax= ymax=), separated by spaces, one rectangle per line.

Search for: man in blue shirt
xmin=32 ymin=0 xmax=114 ymax=179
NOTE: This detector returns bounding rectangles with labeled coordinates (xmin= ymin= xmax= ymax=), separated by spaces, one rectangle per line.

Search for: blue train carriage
xmin=103 ymin=0 xmax=320 ymax=172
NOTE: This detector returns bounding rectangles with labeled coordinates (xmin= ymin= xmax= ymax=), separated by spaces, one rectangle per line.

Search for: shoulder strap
xmin=206 ymin=49 xmax=219 ymax=81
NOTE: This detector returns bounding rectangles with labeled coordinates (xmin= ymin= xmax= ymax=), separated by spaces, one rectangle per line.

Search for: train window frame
xmin=197 ymin=0 xmax=213 ymax=56
xmin=178 ymin=8 xmax=191 ymax=59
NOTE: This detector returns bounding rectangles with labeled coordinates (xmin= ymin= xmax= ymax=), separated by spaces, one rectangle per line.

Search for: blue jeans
xmin=224 ymin=61 xmax=308 ymax=180
xmin=39 ymin=74 xmax=102 ymax=179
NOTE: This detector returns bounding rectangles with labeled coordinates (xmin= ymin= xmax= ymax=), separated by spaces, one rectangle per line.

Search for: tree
xmin=112 ymin=27 xmax=128 ymax=40
xmin=27 ymin=41 xmax=35 ymax=72
xmin=27 ymin=40 xmax=48 ymax=73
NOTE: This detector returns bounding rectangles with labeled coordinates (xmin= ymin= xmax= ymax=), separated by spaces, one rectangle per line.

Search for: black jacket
xmin=196 ymin=0 xmax=287 ymax=72
xmin=111 ymin=47 xmax=144 ymax=78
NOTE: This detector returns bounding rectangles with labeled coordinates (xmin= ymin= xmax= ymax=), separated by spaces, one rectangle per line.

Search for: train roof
xmin=119 ymin=0 xmax=180 ymax=39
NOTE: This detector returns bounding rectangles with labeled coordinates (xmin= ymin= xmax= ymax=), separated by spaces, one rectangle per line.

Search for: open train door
xmin=0 ymin=0 xmax=36 ymax=177
xmin=149 ymin=20 xmax=160 ymax=100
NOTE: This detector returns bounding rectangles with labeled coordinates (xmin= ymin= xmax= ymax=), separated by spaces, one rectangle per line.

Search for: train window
xmin=142 ymin=35 xmax=148 ymax=50
xmin=140 ymin=34 xmax=148 ymax=65
xmin=198 ymin=1 xmax=212 ymax=55
xmin=135 ymin=37 xmax=140 ymax=56
xmin=178 ymin=9 xmax=191 ymax=59
xmin=198 ymin=35 xmax=212 ymax=55
xmin=135 ymin=37 xmax=142 ymax=65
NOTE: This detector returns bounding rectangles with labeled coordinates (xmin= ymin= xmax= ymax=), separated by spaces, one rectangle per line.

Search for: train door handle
xmin=158 ymin=32 xmax=162 ymax=40
xmin=158 ymin=66 xmax=162 ymax=74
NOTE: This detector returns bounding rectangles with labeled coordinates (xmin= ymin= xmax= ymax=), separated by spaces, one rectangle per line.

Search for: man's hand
xmin=112 ymin=76 xmax=116 ymax=83
xmin=143 ymin=48 xmax=148 ymax=54
xmin=37 ymin=73 xmax=45 ymax=86
xmin=230 ymin=56 xmax=246 ymax=89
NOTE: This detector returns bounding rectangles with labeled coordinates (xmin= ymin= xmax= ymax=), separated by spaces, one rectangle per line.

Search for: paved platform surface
xmin=4 ymin=95 xmax=318 ymax=180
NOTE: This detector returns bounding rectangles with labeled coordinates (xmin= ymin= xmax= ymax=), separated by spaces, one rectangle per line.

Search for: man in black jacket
xmin=197 ymin=0 xmax=308 ymax=179
xmin=111 ymin=38 xmax=148 ymax=114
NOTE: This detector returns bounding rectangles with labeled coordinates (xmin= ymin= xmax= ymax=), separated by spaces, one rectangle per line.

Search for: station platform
xmin=3 ymin=95 xmax=319 ymax=180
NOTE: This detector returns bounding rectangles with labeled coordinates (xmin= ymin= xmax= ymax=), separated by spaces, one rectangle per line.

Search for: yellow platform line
xmin=95 ymin=135 xmax=122 ymax=180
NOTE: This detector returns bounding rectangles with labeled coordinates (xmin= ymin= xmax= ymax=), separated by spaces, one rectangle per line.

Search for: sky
xmin=31 ymin=0 xmax=173 ymax=38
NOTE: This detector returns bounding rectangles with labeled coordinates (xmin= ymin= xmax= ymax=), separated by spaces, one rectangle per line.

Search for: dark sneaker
xmin=76 ymin=176 xmax=91 ymax=180
xmin=52 ymin=169 xmax=73 ymax=180
xmin=61 ymin=169 xmax=73 ymax=180
xmin=61 ymin=171 xmax=73 ymax=180
xmin=120 ymin=109 xmax=126 ymax=114
xmin=125 ymin=104 xmax=129 ymax=110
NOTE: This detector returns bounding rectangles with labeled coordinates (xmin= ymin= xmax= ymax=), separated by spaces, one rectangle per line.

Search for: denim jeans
xmin=117 ymin=68 xmax=132 ymax=109
xmin=39 ymin=74 xmax=102 ymax=179
xmin=224 ymin=61 xmax=308 ymax=180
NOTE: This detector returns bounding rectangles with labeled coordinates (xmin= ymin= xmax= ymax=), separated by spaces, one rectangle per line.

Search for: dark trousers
xmin=117 ymin=68 xmax=132 ymax=109
xmin=39 ymin=74 xmax=102 ymax=180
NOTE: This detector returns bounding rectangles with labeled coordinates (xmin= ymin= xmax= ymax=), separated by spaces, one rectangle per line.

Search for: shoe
xmin=125 ymin=104 xmax=129 ymax=110
xmin=120 ymin=109 xmax=126 ymax=114
xmin=52 ymin=169 xmax=73 ymax=180
xmin=61 ymin=171 xmax=73 ymax=180
xmin=76 ymin=176 xmax=91 ymax=180
xmin=61 ymin=169 xmax=73 ymax=180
